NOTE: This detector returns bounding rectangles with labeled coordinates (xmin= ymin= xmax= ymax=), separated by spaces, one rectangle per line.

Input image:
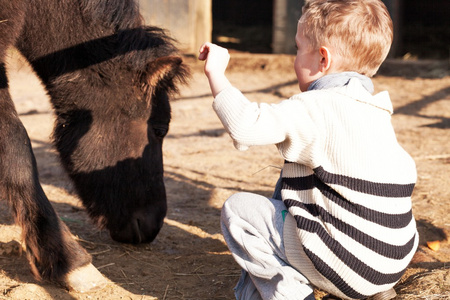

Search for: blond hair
xmin=300 ymin=0 xmax=393 ymax=77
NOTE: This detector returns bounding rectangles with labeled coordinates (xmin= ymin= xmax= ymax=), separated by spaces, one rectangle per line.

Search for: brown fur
xmin=0 ymin=0 xmax=188 ymax=285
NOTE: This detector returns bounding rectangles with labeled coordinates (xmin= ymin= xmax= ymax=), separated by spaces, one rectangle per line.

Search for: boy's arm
xmin=198 ymin=43 xmax=232 ymax=97
xmin=199 ymin=43 xmax=297 ymax=149
xmin=198 ymin=43 xmax=316 ymax=157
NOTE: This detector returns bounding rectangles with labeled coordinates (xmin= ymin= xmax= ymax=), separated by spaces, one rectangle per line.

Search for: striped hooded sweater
xmin=213 ymin=78 xmax=418 ymax=299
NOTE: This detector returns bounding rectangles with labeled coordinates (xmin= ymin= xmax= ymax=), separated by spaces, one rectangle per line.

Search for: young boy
xmin=198 ymin=0 xmax=418 ymax=299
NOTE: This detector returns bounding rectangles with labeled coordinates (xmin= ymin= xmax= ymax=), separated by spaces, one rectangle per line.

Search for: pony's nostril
xmin=109 ymin=206 xmax=166 ymax=244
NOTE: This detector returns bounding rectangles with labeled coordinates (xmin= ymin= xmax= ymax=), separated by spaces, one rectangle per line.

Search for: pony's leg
xmin=0 ymin=63 xmax=108 ymax=292
xmin=0 ymin=7 xmax=106 ymax=291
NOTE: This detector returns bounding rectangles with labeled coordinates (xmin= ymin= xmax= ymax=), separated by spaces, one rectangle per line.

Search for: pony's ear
xmin=146 ymin=56 xmax=184 ymax=88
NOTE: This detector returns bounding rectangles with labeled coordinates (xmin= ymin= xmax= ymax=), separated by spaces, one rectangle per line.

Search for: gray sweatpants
xmin=220 ymin=192 xmax=315 ymax=300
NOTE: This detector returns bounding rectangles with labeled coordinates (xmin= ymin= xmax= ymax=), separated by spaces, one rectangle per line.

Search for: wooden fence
xmin=138 ymin=0 xmax=212 ymax=54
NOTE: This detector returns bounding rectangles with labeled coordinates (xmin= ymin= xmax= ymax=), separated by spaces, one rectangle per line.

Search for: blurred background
xmin=139 ymin=0 xmax=450 ymax=60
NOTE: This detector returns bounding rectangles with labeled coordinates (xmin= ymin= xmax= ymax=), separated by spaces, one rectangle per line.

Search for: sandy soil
xmin=0 ymin=52 xmax=449 ymax=299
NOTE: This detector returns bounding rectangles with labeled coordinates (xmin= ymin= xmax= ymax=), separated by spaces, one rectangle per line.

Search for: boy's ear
xmin=319 ymin=46 xmax=332 ymax=72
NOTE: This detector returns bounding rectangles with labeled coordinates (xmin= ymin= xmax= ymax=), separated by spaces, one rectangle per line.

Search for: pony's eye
xmin=152 ymin=125 xmax=168 ymax=138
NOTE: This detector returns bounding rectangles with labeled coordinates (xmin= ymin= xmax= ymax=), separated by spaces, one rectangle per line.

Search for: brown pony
xmin=0 ymin=0 xmax=187 ymax=290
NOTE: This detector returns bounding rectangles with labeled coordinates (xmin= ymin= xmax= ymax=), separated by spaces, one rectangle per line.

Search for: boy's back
xmin=199 ymin=0 xmax=417 ymax=299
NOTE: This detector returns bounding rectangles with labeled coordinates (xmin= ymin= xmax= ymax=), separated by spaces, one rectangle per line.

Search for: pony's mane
xmin=79 ymin=0 xmax=180 ymax=69
xmin=77 ymin=0 xmax=188 ymax=95
xmin=79 ymin=0 xmax=143 ymax=30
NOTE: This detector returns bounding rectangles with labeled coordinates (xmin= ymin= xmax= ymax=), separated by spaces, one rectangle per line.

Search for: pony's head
xmin=52 ymin=28 xmax=188 ymax=243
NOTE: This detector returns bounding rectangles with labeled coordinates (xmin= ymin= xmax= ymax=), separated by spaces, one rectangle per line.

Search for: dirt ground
xmin=0 ymin=51 xmax=449 ymax=299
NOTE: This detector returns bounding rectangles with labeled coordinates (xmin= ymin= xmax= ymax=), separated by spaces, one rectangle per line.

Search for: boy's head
xmin=297 ymin=0 xmax=393 ymax=80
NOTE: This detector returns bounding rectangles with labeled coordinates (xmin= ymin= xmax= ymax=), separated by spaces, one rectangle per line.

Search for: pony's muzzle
xmin=109 ymin=208 xmax=165 ymax=244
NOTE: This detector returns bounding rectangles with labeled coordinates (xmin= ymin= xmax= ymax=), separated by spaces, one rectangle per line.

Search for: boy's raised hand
xmin=198 ymin=42 xmax=232 ymax=97
xmin=198 ymin=42 xmax=230 ymax=74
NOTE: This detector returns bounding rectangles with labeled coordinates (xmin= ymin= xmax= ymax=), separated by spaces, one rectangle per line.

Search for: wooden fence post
xmin=272 ymin=0 xmax=303 ymax=54
xmin=382 ymin=0 xmax=402 ymax=57
xmin=138 ymin=0 xmax=212 ymax=54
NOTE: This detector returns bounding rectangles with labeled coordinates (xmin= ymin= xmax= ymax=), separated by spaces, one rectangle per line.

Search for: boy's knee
xmin=221 ymin=192 xmax=264 ymax=224
xmin=221 ymin=192 xmax=281 ymax=230
xmin=222 ymin=192 xmax=247 ymax=218
xmin=222 ymin=192 xmax=263 ymax=215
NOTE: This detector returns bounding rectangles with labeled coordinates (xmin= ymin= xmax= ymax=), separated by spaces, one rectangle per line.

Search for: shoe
xmin=322 ymin=288 xmax=396 ymax=300
xmin=322 ymin=295 xmax=340 ymax=299
xmin=369 ymin=288 xmax=397 ymax=300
